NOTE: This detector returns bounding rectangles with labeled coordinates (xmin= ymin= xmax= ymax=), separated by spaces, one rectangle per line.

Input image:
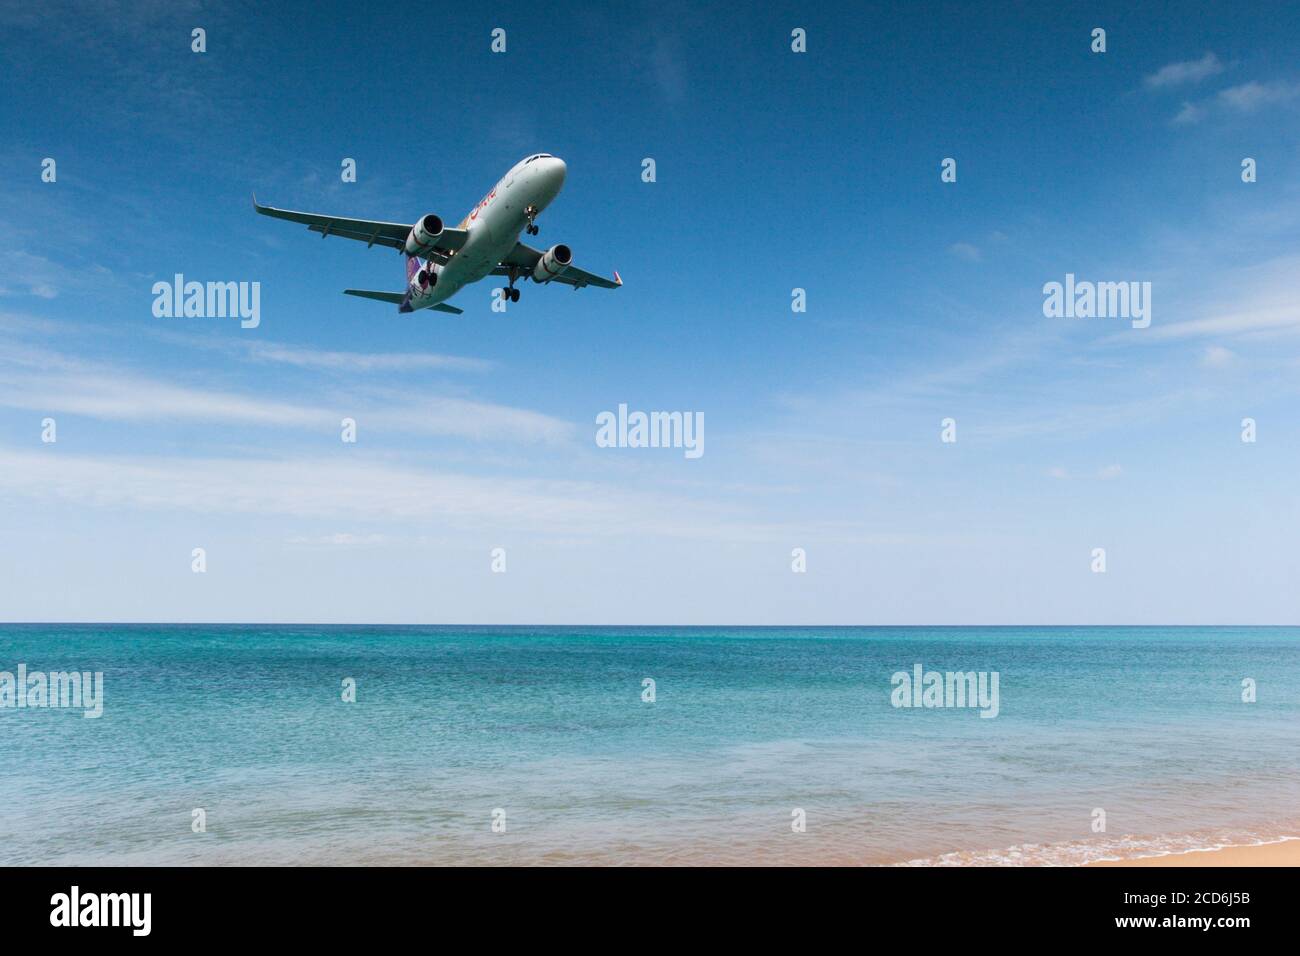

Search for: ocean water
xmin=1 ymin=625 xmax=1297 ymax=866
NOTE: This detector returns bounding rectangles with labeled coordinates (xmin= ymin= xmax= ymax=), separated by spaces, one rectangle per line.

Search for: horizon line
xmin=2 ymin=622 xmax=1296 ymax=629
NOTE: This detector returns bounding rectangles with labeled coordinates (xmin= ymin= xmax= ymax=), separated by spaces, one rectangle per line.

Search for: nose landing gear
xmin=524 ymin=204 xmax=539 ymax=236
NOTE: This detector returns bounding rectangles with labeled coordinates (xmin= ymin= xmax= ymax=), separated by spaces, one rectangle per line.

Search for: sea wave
xmin=895 ymin=827 xmax=1300 ymax=867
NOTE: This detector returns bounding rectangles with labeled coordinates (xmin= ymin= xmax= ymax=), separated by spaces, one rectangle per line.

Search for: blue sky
xmin=2 ymin=1 xmax=1298 ymax=623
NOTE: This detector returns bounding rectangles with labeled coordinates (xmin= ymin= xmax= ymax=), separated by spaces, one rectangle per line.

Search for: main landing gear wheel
xmin=501 ymin=265 xmax=522 ymax=303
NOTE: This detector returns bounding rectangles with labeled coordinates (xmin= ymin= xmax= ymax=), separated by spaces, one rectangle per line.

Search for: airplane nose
xmin=548 ymin=157 xmax=567 ymax=190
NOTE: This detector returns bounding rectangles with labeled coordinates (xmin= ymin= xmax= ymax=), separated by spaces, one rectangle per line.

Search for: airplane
xmin=253 ymin=154 xmax=621 ymax=315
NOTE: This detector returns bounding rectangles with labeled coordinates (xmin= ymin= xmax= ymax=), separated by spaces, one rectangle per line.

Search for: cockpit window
xmin=524 ymin=153 xmax=554 ymax=164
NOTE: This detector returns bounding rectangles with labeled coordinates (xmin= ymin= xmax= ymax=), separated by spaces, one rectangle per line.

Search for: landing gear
xmin=524 ymin=204 xmax=539 ymax=235
xmin=501 ymin=266 xmax=521 ymax=303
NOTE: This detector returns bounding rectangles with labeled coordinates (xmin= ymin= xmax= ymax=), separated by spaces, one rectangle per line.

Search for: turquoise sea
xmin=1 ymin=625 xmax=1297 ymax=865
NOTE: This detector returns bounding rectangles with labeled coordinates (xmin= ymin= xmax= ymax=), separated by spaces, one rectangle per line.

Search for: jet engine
xmin=532 ymin=244 xmax=572 ymax=283
xmin=405 ymin=214 xmax=444 ymax=256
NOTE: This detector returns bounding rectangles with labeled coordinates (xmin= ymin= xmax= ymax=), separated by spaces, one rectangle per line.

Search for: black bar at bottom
xmin=0 ymin=865 xmax=1284 ymax=942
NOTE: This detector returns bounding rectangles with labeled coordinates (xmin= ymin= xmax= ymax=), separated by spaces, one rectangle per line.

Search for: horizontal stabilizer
xmin=342 ymin=290 xmax=463 ymax=315
xmin=343 ymin=289 xmax=404 ymax=304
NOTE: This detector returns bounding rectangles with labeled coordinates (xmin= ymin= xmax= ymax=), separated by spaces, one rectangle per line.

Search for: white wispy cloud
xmin=1144 ymin=305 xmax=1300 ymax=340
xmin=0 ymin=444 xmax=865 ymax=545
xmin=0 ymin=369 xmax=323 ymax=427
xmin=0 ymin=249 xmax=69 ymax=299
xmin=1172 ymin=101 xmax=1207 ymax=125
xmin=243 ymin=341 xmax=493 ymax=373
xmin=1127 ymin=256 xmax=1300 ymax=342
xmin=0 ymin=446 xmax=611 ymax=529
xmin=110 ymin=324 xmax=494 ymax=376
xmin=1216 ymin=80 xmax=1300 ymax=112
xmin=948 ymin=242 xmax=982 ymax=262
xmin=1172 ymin=78 xmax=1300 ymax=124
xmin=368 ymin=395 xmax=573 ymax=443
xmin=0 ymin=347 xmax=571 ymax=443
xmin=648 ymin=33 xmax=688 ymax=102
xmin=285 ymin=532 xmax=391 ymax=547
xmin=1145 ymin=52 xmax=1225 ymax=89
xmin=969 ymin=388 xmax=1205 ymax=443
xmin=1200 ymin=345 xmax=1237 ymax=367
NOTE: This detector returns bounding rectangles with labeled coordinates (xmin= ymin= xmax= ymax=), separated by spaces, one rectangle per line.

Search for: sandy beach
xmin=1087 ymin=839 xmax=1300 ymax=867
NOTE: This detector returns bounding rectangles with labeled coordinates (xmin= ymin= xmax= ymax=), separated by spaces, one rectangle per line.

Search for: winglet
xmin=614 ymin=270 xmax=623 ymax=287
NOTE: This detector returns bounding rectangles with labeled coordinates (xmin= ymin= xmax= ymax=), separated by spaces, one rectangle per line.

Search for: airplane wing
xmin=253 ymin=196 xmax=468 ymax=259
xmin=496 ymin=241 xmax=623 ymax=289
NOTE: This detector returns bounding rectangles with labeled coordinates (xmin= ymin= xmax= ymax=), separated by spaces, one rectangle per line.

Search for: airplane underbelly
xmin=455 ymin=228 xmax=518 ymax=283
xmin=428 ymin=199 xmax=524 ymax=306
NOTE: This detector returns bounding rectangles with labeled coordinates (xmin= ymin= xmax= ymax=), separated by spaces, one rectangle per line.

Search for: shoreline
xmin=1085 ymin=837 xmax=1300 ymax=867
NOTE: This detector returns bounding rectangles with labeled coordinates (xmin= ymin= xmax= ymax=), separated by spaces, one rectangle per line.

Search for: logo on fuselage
xmin=467 ymin=187 xmax=498 ymax=223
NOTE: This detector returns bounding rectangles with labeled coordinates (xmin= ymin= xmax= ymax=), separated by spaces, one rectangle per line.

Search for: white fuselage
xmin=407 ymin=155 xmax=567 ymax=310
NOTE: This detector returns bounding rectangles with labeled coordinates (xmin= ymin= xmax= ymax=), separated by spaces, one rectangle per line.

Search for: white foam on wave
xmin=894 ymin=828 xmax=1300 ymax=867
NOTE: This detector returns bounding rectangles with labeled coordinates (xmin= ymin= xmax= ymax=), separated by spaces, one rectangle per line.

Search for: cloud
xmin=1174 ymin=79 xmax=1300 ymax=124
xmin=1216 ymin=80 xmax=1300 ymax=112
xmin=1172 ymin=101 xmax=1207 ymax=125
xmin=0 ymin=349 xmax=571 ymax=443
xmin=0 ymin=444 xmax=821 ymax=544
xmin=241 ymin=340 xmax=493 ymax=374
xmin=368 ymin=395 xmax=573 ymax=443
xmin=1200 ymin=345 xmax=1236 ymax=367
xmin=1138 ymin=256 xmax=1300 ymax=342
xmin=948 ymin=242 xmax=982 ymax=262
xmin=0 ymin=250 xmax=71 ymax=299
xmin=0 ymin=311 xmax=62 ymax=336
xmin=1145 ymin=305 xmax=1299 ymax=341
xmin=1097 ymin=464 xmax=1123 ymax=480
xmin=286 ymin=533 xmax=391 ymax=547
xmin=1145 ymin=53 xmax=1225 ymax=89
xmin=137 ymin=326 xmax=494 ymax=375
xmin=968 ymin=388 xmax=1204 ymax=444
xmin=648 ymin=34 xmax=687 ymax=102
xmin=0 ymin=446 xmax=619 ymax=531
